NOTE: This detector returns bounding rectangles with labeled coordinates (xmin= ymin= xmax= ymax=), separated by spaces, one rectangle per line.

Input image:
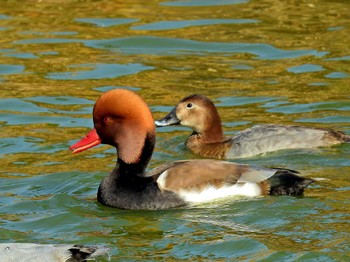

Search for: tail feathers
xmin=337 ymin=132 xmax=350 ymax=143
xmin=268 ymin=170 xmax=315 ymax=196
xmin=326 ymin=129 xmax=350 ymax=143
xmin=68 ymin=245 xmax=109 ymax=262
xmin=344 ymin=134 xmax=350 ymax=143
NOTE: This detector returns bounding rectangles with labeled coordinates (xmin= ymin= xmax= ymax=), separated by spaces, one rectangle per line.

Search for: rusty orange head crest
xmin=93 ymin=89 xmax=155 ymax=133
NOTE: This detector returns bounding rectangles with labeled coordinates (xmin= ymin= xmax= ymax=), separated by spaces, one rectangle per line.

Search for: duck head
xmin=70 ymin=89 xmax=155 ymax=165
xmin=155 ymin=94 xmax=224 ymax=141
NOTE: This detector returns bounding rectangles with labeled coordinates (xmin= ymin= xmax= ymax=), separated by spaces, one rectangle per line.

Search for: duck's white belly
xmin=178 ymin=183 xmax=262 ymax=203
xmin=226 ymin=124 xmax=330 ymax=158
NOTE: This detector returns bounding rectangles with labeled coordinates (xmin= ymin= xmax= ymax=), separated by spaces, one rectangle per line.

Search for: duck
xmin=69 ymin=89 xmax=314 ymax=210
xmin=155 ymin=94 xmax=350 ymax=159
xmin=0 ymin=243 xmax=109 ymax=262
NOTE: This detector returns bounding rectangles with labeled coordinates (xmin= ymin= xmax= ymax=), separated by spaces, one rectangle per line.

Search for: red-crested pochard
xmin=155 ymin=94 xmax=350 ymax=159
xmin=70 ymin=89 xmax=314 ymax=210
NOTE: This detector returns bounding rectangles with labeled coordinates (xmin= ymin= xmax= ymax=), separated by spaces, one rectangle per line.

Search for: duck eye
xmin=186 ymin=103 xmax=193 ymax=108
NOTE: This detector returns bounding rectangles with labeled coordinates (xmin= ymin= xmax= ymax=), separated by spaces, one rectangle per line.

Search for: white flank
xmin=156 ymin=171 xmax=262 ymax=203
xmin=179 ymin=183 xmax=262 ymax=203
xmin=156 ymin=170 xmax=168 ymax=189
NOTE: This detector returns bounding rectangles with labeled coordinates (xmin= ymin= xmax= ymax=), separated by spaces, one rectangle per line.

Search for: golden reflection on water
xmin=1 ymin=0 xmax=349 ymax=100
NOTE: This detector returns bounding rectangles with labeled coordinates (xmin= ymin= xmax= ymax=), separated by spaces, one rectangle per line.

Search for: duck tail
xmin=327 ymin=129 xmax=350 ymax=143
xmin=68 ymin=245 xmax=109 ymax=261
xmin=344 ymin=134 xmax=350 ymax=143
xmin=268 ymin=169 xmax=315 ymax=196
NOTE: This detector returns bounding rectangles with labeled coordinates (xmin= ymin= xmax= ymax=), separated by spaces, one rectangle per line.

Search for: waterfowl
xmin=0 ymin=243 xmax=109 ymax=262
xmin=69 ymin=89 xmax=314 ymax=210
xmin=155 ymin=94 xmax=350 ymax=159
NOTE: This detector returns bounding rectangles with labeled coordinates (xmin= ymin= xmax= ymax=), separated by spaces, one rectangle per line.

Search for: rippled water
xmin=1 ymin=0 xmax=349 ymax=261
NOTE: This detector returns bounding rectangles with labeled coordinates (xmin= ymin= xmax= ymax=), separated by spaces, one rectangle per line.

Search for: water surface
xmin=0 ymin=0 xmax=349 ymax=261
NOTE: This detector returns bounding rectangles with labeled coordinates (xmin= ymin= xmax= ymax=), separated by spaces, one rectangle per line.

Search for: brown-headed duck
xmin=69 ymin=89 xmax=314 ymax=210
xmin=155 ymin=94 xmax=350 ymax=159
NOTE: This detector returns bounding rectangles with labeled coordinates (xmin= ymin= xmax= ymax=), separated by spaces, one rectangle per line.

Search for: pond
xmin=0 ymin=0 xmax=349 ymax=261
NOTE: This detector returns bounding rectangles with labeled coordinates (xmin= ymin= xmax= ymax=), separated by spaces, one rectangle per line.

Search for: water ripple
xmin=84 ymin=36 xmax=328 ymax=59
xmin=46 ymin=63 xmax=154 ymax=80
xmin=132 ymin=18 xmax=258 ymax=31
xmin=14 ymin=36 xmax=328 ymax=60
xmin=75 ymin=18 xmax=138 ymax=27
xmin=287 ymin=64 xmax=325 ymax=74
xmin=268 ymin=101 xmax=350 ymax=114
xmin=216 ymin=96 xmax=278 ymax=107
xmin=0 ymin=113 xmax=91 ymax=127
xmin=325 ymin=72 xmax=349 ymax=79
xmin=162 ymin=0 xmax=249 ymax=7
xmin=0 ymin=64 xmax=25 ymax=75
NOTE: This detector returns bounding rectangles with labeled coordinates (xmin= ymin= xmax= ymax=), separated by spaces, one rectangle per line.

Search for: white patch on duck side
xmin=156 ymin=170 xmax=168 ymax=189
xmin=178 ymin=183 xmax=262 ymax=203
xmin=156 ymin=171 xmax=262 ymax=203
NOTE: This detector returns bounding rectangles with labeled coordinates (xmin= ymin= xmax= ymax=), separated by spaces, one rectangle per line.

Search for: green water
xmin=0 ymin=0 xmax=349 ymax=261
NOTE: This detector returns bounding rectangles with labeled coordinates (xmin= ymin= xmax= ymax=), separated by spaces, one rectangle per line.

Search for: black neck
xmin=118 ymin=132 xmax=155 ymax=176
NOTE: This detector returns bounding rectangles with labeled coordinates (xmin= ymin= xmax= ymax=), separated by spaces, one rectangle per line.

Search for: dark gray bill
xmin=155 ymin=107 xmax=180 ymax=127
